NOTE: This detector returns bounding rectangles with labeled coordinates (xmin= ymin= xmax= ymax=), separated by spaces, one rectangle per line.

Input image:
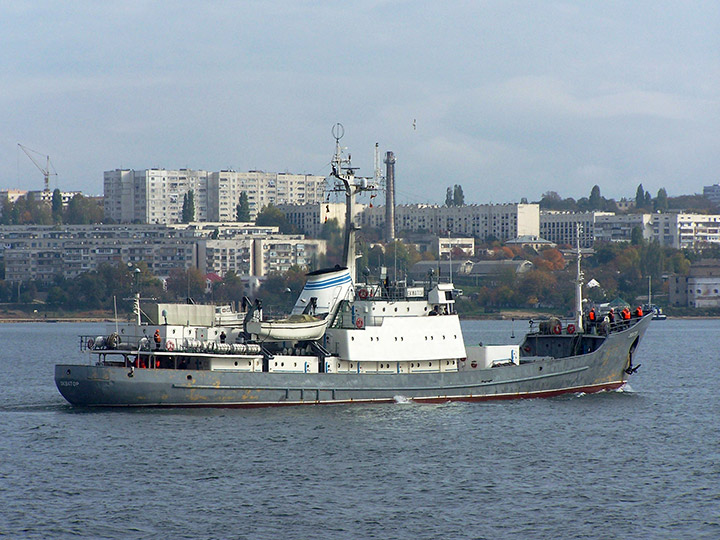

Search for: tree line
xmin=1 ymin=189 xmax=103 ymax=225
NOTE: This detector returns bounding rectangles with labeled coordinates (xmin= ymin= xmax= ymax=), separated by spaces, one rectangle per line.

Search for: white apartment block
xmin=594 ymin=213 xmax=653 ymax=243
xmin=650 ymin=213 xmax=720 ymax=249
xmin=104 ymin=168 xmax=324 ymax=224
xmin=207 ymin=171 xmax=326 ymax=222
xmin=104 ymin=169 xmax=208 ymax=224
xmin=359 ymin=204 xmax=540 ymax=242
xmin=540 ymin=211 xmax=613 ymax=248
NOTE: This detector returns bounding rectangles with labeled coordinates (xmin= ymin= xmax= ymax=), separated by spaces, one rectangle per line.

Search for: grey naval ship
xmin=55 ymin=128 xmax=651 ymax=407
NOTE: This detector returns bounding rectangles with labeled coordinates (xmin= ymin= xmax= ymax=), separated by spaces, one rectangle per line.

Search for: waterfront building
xmin=669 ymin=259 xmax=720 ymax=308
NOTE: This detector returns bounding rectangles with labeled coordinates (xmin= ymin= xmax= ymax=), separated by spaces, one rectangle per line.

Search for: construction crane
xmin=18 ymin=143 xmax=57 ymax=192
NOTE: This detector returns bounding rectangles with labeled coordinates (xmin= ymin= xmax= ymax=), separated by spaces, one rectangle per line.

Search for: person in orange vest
xmin=621 ymin=307 xmax=631 ymax=320
xmin=154 ymin=329 xmax=161 ymax=349
xmin=635 ymin=306 xmax=644 ymax=317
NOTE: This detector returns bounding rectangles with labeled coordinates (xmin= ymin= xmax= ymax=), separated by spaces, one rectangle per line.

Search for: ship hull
xmin=55 ymin=316 xmax=650 ymax=407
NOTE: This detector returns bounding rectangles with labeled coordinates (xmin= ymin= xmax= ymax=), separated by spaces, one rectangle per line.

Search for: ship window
xmin=383 ymin=307 xmax=386 ymax=312
xmin=425 ymin=336 xmax=428 ymax=340
xmin=351 ymin=337 xmax=354 ymax=341
xmin=370 ymin=337 xmax=373 ymax=341
xmin=394 ymin=308 xmax=398 ymax=312
xmin=294 ymin=362 xmax=297 ymax=367
xmin=234 ymin=361 xmax=238 ymax=366
xmin=395 ymin=337 xmax=398 ymax=341
xmin=431 ymin=336 xmax=434 ymax=340
xmin=401 ymin=337 xmax=404 ymax=341
xmin=407 ymin=307 xmax=410 ymax=312
xmin=429 ymin=362 xmax=432 ymax=367
xmin=443 ymin=335 xmax=446 ymax=339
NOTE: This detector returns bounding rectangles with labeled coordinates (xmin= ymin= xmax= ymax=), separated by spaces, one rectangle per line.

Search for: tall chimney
xmin=384 ymin=151 xmax=396 ymax=242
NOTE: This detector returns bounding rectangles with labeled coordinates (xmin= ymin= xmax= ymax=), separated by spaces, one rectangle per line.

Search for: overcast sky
xmin=1 ymin=1 xmax=718 ymax=205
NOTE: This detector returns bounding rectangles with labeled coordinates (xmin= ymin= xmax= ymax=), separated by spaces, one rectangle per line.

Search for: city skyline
xmin=1 ymin=2 xmax=718 ymax=204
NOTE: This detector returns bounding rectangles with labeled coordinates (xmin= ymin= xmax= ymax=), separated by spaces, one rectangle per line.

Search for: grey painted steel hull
xmin=55 ymin=316 xmax=651 ymax=407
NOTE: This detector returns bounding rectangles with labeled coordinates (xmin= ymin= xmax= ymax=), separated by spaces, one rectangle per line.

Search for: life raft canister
xmin=355 ymin=317 xmax=364 ymax=329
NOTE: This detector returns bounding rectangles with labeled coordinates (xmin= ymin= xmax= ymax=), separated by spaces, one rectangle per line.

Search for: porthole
xmin=394 ymin=307 xmax=398 ymax=312
xmin=443 ymin=335 xmax=446 ymax=339
xmin=187 ymin=374 xmax=192 ymax=380
xmin=401 ymin=337 xmax=404 ymax=341
xmin=370 ymin=337 xmax=374 ymax=342
xmin=294 ymin=362 xmax=297 ymax=367
xmin=431 ymin=336 xmax=434 ymax=340
xmin=395 ymin=337 xmax=398 ymax=341
xmin=274 ymin=362 xmax=278 ymax=367
xmin=234 ymin=361 xmax=238 ymax=366
xmin=351 ymin=336 xmax=355 ymax=341
xmin=425 ymin=336 xmax=428 ymax=340
xmin=281 ymin=362 xmax=284 ymax=367
xmin=383 ymin=307 xmax=386 ymax=312
xmin=350 ymin=364 xmax=354 ymax=369
xmin=429 ymin=362 xmax=432 ymax=367
xmin=406 ymin=307 xmax=410 ymax=312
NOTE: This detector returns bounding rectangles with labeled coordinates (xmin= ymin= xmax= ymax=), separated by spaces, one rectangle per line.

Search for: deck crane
xmin=18 ymin=143 xmax=57 ymax=192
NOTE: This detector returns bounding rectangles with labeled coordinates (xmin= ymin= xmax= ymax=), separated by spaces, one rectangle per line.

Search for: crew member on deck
xmin=635 ymin=306 xmax=644 ymax=318
xmin=154 ymin=329 xmax=161 ymax=349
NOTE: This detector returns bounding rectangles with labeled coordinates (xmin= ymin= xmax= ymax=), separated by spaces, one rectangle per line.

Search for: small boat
xmin=645 ymin=276 xmax=667 ymax=321
xmin=246 ymin=314 xmax=328 ymax=341
xmin=55 ymin=126 xmax=652 ymax=408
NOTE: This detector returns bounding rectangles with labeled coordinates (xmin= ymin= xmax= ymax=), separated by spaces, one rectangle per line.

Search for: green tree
xmin=166 ymin=267 xmax=206 ymax=301
xmin=65 ymin=194 xmax=103 ymax=224
xmin=635 ymin=184 xmax=646 ymax=209
xmin=631 ymin=226 xmax=644 ymax=245
xmin=589 ymin=185 xmax=602 ymax=209
xmin=453 ymin=184 xmax=465 ymax=206
xmin=255 ymin=204 xmax=295 ymax=234
xmin=445 ymin=187 xmax=453 ymax=207
xmin=654 ymin=188 xmax=668 ymax=212
xmin=51 ymin=188 xmax=63 ymax=223
xmin=181 ymin=190 xmax=195 ymax=223
xmin=236 ymin=191 xmax=251 ymax=221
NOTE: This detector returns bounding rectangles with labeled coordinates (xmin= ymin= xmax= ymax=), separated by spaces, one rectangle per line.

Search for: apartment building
xmin=540 ymin=211 xmax=613 ymax=248
xmin=0 ymin=224 xmax=325 ymax=282
xmin=359 ymin=203 xmax=539 ymax=242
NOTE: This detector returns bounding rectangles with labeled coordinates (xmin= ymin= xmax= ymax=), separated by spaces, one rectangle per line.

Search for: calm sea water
xmin=0 ymin=319 xmax=718 ymax=539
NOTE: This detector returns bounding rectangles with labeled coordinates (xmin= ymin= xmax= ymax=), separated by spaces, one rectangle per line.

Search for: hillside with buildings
xmin=4 ymin=168 xmax=720 ymax=316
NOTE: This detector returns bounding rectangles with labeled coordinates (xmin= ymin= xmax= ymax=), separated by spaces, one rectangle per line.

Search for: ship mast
xmin=574 ymin=224 xmax=584 ymax=332
xmin=329 ymin=123 xmax=377 ymax=281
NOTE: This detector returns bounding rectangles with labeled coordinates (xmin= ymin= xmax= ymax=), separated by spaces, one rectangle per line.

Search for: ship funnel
xmin=291 ymin=266 xmax=353 ymax=317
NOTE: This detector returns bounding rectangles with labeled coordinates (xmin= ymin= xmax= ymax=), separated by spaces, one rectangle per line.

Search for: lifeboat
xmin=246 ymin=314 xmax=328 ymax=342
